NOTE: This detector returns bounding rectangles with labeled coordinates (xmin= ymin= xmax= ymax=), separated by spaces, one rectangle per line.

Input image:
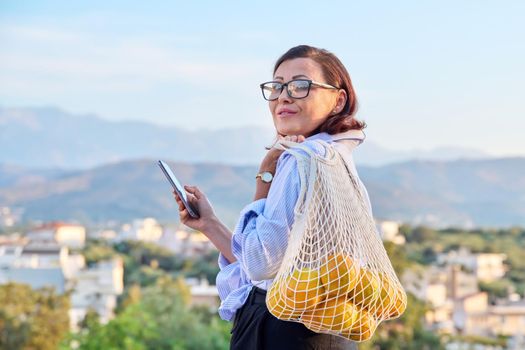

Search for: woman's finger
xmin=184 ymin=185 xmax=202 ymax=200
xmin=174 ymin=192 xmax=185 ymax=211
xmin=283 ymin=135 xmax=304 ymax=142
xmin=180 ymin=208 xmax=189 ymax=221
xmin=176 ymin=199 xmax=184 ymax=211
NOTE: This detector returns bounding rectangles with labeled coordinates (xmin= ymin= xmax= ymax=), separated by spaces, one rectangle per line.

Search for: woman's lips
xmin=278 ymin=109 xmax=297 ymax=117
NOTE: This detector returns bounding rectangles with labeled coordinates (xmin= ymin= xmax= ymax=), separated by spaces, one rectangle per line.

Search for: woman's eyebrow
xmin=273 ymin=74 xmax=310 ymax=80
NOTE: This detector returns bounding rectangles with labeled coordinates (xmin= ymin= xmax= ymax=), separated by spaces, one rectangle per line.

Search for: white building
xmin=453 ymin=292 xmax=489 ymax=335
xmin=404 ymin=264 xmax=479 ymax=334
xmin=376 ymin=220 xmax=405 ymax=245
xmin=453 ymin=293 xmax=525 ymax=338
xmin=62 ymin=253 xmax=86 ymax=279
xmin=0 ymin=244 xmax=24 ymax=268
xmin=1 ymin=235 xmax=122 ymax=332
xmin=69 ymin=257 xmax=124 ymax=330
xmin=488 ymin=301 xmax=525 ymax=336
xmin=26 ymin=222 xmax=86 ymax=249
xmin=19 ymin=242 xmax=67 ymax=268
xmin=88 ymin=228 xmax=118 ymax=241
xmin=0 ymin=267 xmax=66 ymax=294
xmin=117 ymin=218 xmax=163 ymax=242
xmin=447 ymin=265 xmax=479 ymax=300
xmin=186 ymin=277 xmax=220 ymax=310
xmin=404 ymin=265 xmax=478 ymax=305
xmin=437 ymin=248 xmax=507 ymax=282
xmin=157 ymin=229 xmax=214 ymax=257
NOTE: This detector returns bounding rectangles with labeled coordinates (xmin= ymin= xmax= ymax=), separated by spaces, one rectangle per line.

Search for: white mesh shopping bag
xmin=265 ymin=139 xmax=407 ymax=342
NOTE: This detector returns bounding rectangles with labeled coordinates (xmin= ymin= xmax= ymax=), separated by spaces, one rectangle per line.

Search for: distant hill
xmin=1 ymin=157 xmax=524 ymax=228
xmin=0 ymin=106 xmax=490 ymax=169
xmin=0 ymin=159 xmax=257 ymax=228
xmin=360 ymin=157 xmax=525 ymax=227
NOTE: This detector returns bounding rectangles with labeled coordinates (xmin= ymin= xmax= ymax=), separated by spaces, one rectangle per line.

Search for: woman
xmin=175 ymin=45 xmax=369 ymax=349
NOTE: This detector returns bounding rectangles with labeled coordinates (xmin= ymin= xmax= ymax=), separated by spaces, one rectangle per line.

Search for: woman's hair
xmin=274 ymin=45 xmax=366 ymax=134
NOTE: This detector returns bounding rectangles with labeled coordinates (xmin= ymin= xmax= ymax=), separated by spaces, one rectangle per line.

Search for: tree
xmin=410 ymin=226 xmax=437 ymax=244
xmin=359 ymin=293 xmax=444 ymax=350
xmin=69 ymin=276 xmax=230 ymax=350
xmin=183 ymin=251 xmax=220 ymax=284
xmin=0 ymin=283 xmax=70 ymax=350
xmin=82 ymin=239 xmax=117 ymax=266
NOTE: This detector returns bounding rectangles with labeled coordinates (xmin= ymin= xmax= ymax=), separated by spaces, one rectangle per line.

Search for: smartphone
xmin=158 ymin=160 xmax=200 ymax=219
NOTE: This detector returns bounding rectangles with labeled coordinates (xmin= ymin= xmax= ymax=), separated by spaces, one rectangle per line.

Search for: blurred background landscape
xmin=1 ymin=1 xmax=524 ymax=349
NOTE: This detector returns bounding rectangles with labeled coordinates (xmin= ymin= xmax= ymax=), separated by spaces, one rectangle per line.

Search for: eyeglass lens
xmin=262 ymin=80 xmax=311 ymax=100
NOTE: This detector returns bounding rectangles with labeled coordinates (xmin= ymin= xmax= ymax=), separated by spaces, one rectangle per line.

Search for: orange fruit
xmin=369 ymin=272 xmax=395 ymax=319
xmin=369 ymin=272 xmax=407 ymax=319
xmin=266 ymin=284 xmax=302 ymax=320
xmin=388 ymin=285 xmax=407 ymax=319
xmin=283 ymin=267 xmax=325 ymax=311
xmin=319 ymin=253 xmax=359 ymax=298
xmin=341 ymin=308 xmax=377 ymax=342
xmin=347 ymin=268 xmax=380 ymax=310
xmin=302 ymin=297 xmax=358 ymax=332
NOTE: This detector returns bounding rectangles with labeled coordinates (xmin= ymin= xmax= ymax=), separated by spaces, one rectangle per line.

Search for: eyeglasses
xmin=259 ymin=79 xmax=339 ymax=101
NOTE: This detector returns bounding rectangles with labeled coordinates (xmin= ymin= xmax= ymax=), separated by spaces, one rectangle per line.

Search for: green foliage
xmin=407 ymin=226 xmax=437 ymax=244
xmin=402 ymin=225 xmax=525 ymax=298
xmin=372 ymin=225 xmax=525 ymax=348
xmin=116 ymin=284 xmax=142 ymax=313
xmin=111 ymin=240 xmax=219 ymax=288
xmin=82 ymin=239 xmax=118 ymax=266
xmin=183 ymin=250 xmax=220 ymax=285
xmin=444 ymin=334 xmax=507 ymax=347
xmin=67 ymin=276 xmax=230 ymax=350
xmin=383 ymin=241 xmax=412 ymax=276
xmin=0 ymin=283 xmax=70 ymax=350
xmin=478 ymin=279 xmax=514 ymax=300
xmin=114 ymin=241 xmax=182 ymax=270
xmin=360 ymin=294 xmax=444 ymax=350
xmin=113 ymin=241 xmax=183 ymax=287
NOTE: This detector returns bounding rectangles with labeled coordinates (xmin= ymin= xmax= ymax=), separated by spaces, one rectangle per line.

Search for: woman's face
xmin=269 ymin=58 xmax=345 ymax=137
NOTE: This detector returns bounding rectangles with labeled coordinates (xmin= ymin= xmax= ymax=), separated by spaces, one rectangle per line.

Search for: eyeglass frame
xmin=259 ymin=79 xmax=339 ymax=101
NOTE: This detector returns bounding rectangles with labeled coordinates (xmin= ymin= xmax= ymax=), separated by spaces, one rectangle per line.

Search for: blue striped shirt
xmin=215 ymin=130 xmax=369 ymax=321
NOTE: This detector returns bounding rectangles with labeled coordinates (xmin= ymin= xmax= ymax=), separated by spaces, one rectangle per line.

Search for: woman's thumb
xmin=184 ymin=185 xmax=201 ymax=199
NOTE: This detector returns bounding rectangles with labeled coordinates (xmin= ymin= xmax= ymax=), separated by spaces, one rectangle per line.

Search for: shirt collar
xmin=306 ymin=129 xmax=366 ymax=145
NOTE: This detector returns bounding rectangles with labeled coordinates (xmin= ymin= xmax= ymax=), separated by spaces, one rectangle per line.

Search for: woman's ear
xmin=333 ymin=90 xmax=347 ymax=114
xmin=335 ymin=89 xmax=348 ymax=113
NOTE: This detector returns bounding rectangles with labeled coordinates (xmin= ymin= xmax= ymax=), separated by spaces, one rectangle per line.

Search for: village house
xmin=26 ymin=221 xmax=86 ymax=249
xmin=437 ymin=248 xmax=507 ymax=282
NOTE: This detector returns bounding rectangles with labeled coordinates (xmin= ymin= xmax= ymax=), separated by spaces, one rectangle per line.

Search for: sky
xmin=1 ymin=1 xmax=524 ymax=156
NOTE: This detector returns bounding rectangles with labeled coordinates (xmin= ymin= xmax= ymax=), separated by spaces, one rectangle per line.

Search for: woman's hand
xmin=253 ymin=135 xmax=305 ymax=201
xmin=174 ymin=185 xmax=218 ymax=233
xmin=174 ymin=185 xmax=237 ymax=263
xmin=259 ymin=135 xmax=306 ymax=174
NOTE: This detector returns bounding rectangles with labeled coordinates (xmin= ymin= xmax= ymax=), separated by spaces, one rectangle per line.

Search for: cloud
xmin=0 ymin=23 xmax=266 ymax=96
xmin=0 ymin=24 xmax=80 ymax=43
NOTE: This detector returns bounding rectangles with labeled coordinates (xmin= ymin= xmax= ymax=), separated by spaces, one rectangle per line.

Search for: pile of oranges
xmin=266 ymin=253 xmax=406 ymax=342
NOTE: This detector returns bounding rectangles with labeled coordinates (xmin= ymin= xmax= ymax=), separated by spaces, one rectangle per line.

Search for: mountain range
xmin=1 ymin=157 xmax=524 ymax=228
xmin=1 ymin=106 xmax=522 ymax=228
xmin=0 ymin=106 xmax=491 ymax=169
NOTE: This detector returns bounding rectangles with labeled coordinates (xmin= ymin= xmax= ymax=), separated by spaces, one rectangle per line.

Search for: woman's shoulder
xmin=282 ymin=137 xmax=330 ymax=159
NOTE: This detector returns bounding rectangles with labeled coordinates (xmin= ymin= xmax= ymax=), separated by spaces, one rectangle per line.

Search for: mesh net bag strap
xmin=266 ymin=140 xmax=407 ymax=342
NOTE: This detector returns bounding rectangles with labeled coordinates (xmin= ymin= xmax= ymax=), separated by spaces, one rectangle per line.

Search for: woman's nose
xmin=277 ymin=86 xmax=292 ymax=103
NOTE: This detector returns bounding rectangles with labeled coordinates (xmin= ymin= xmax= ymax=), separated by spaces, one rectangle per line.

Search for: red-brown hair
xmin=273 ymin=45 xmax=366 ymax=134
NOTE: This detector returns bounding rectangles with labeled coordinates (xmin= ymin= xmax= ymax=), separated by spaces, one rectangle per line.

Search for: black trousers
xmin=230 ymin=287 xmax=357 ymax=350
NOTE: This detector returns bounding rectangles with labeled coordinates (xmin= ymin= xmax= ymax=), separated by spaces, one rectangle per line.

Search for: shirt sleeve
xmin=230 ymin=151 xmax=301 ymax=281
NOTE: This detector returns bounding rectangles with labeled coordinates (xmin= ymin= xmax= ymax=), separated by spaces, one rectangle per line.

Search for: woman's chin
xmin=276 ymin=126 xmax=302 ymax=137
xmin=277 ymin=129 xmax=315 ymax=138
